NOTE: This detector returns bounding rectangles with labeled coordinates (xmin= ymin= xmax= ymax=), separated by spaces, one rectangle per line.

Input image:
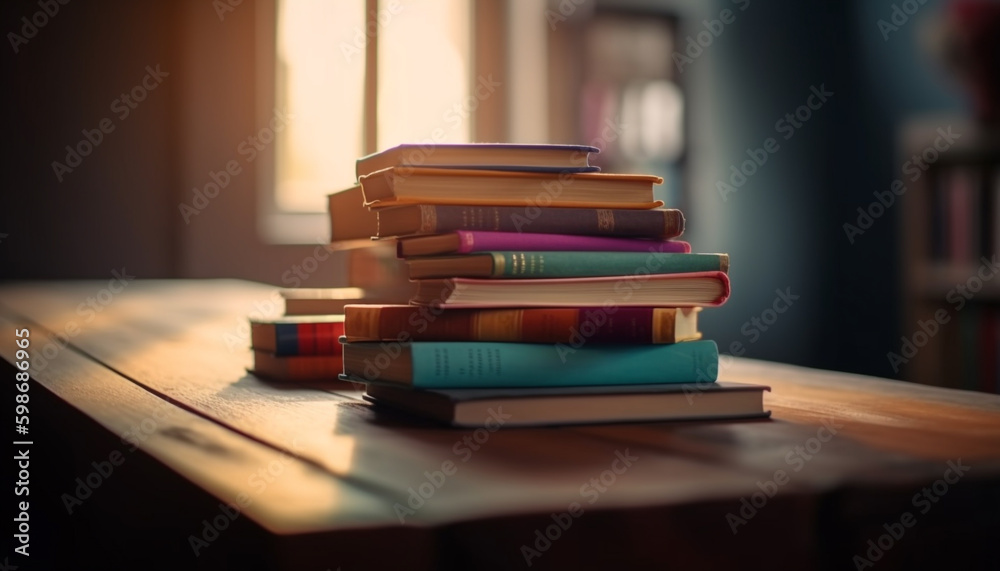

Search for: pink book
xmin=412 ymin=271 xmax=731 ymax=308
xmin=397 ymin=231 xmax=691 ymax=258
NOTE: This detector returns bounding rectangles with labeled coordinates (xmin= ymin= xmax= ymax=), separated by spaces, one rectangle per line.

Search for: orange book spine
xmin=285 ymin=355 xmax=343 ymax=379
xmin=250 ymin=351 xmax=344 ymax=382
xmin=345 ymin=305 xmax=686 ymax=344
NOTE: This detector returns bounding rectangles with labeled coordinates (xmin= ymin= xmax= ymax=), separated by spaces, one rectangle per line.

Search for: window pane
xmin=377 ymin=0 xmax=471 ymax=148
xmin=275 ymin=0 xmax=365 ymax=212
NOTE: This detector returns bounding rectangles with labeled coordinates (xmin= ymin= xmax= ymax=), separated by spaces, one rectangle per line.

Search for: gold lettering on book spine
xmin=596 ymin=209 xmax=614 ymax=232
xmin=421 ymin=206 xmax=438 ymax=233
xmin=474 ymin=310 xmax=521 ymax=341
xmin=492 ymin=253 xmax=505 ymax=276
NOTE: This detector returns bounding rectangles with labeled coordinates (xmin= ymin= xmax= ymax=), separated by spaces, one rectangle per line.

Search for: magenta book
xmin=397 ymin=231 xmax=691 ymax=258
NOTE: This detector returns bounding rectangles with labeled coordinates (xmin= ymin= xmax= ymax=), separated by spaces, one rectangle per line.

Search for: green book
xmin=406 ymin=251 xmax=729 ymax=279
xmin=342 ymin=339 xmax=719 ymax=388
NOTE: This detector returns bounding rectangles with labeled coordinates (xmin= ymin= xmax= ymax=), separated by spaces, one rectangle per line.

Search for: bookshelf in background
xmin=547 ymin=5 xmax=686 ymax=210
xmin=901 ymin=119 xmax=1000 ymax=392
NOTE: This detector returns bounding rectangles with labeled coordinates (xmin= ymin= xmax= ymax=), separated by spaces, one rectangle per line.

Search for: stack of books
xmin=247 ymin=314 xmax=346 ymax=382
xmin=335 ymin=143 xmax=769 ymax=426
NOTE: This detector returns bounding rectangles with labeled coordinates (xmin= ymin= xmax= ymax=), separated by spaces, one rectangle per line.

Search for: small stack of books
xmin=248 ymin=314 xmax=346 ymax=382
xmin=335 ymin=143 xmax=769 ymax=426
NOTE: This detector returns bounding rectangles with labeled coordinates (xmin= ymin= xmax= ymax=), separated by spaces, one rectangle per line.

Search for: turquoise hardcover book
xmin=342 ymin=339 xmax=719 ymax=388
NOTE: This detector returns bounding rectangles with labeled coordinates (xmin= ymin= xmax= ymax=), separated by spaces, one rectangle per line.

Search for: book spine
xmin=379 ymin=306 xmax=473 ymax=340
xmin=490 ymin=252 xmax=727 ymax=278
xmin=345 ymin=306 xmax=685 ymax=343
xmin=274 ymin=323 xmax=345 ymax=356
xmin=453 ymin=231 xmax=691 ymax=254
xmin=406 ymin=340 xmax=718 ymax=388
xmin=413 ymin=271 xmax=731 ymax=308
xmin=284 ymin=355 xmax=345 ymax=379
xmin=420 ymin=206 xmax=684 ymax=239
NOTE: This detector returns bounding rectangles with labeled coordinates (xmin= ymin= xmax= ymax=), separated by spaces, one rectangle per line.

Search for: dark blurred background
xmin=3 ymin=0 xmax=997 ymax=388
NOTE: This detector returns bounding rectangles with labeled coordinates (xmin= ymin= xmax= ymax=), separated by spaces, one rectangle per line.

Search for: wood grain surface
xmin=2 ymin=280 xmax=998 ymax=570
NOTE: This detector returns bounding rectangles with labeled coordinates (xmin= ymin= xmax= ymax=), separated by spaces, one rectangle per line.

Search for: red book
xmin=249 ymin=351 xmax=348 ymax=383
xmin=344 ymin=304 xmax=702 ymax=344
xmin=250 ymin=315 xmax=345 ymax=356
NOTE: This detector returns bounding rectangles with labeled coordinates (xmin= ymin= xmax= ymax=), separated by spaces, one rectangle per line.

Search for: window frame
xmin=254 ymin=0 xmax=533 ymax=244
xmin=254 ymin=0 xmax=334 ymax=244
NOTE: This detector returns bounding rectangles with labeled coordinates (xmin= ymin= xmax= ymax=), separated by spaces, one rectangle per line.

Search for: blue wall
xmin=649 ymin=0 xmax=966 ymax=377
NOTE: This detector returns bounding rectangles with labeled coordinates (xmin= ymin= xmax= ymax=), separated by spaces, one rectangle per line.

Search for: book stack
xmin=248 ymin=314 xmax=347 ymax=382
xmin=335 ymin=143 xmax=769 ymax=426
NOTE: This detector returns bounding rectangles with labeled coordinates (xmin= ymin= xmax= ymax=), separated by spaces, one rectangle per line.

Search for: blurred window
xmin=272 ymin=0 xmax=471 ymax=214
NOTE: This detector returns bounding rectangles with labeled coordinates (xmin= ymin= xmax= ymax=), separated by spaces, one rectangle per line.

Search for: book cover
xmin=360 ymin=167 xmax=664 ymax=210
xmin=412 ymin=271 xmax=731 ymax=308
xmin=344 ymin=305 xmax=701 ymax=344
xmin=406 ymin=252 xmax=729 ymax=280
xmin=358 ymin=381 xmax=771 ymax=427
xmin=328 ymin=185 xmax=378 ymax=243
xmin=280 ymin=287 xmax=366 ymax=316
xmin=356 ymin=143 xmax=600 ymax=179
xmin=376 ymin=204 xmax=685 ymax=239
xmin=250 ymin=315 xmax=345 ymax=356
xmin=342 ymin=339 xmax=719 ymax=388
xmin=249 ymin=350 xmax=345 ymax=382
xmin=397 ymin=231 xmax=691 ymax=257
xmin=344 ymin=243 xmax=415 ymax=301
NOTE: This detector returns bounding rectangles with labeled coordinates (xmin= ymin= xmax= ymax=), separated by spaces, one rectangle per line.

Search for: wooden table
xmin=2 ymin=280 xmax=998 ymax=571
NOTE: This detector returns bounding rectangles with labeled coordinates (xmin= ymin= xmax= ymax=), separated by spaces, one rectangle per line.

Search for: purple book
xmin=397 ymin=231 xmax=692 ymax=258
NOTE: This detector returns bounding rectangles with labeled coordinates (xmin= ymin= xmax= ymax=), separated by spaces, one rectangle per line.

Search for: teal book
xmin=406 ymin=251 xmax=729 ymax=279
xmin=342 ymin=339 xmax=719 ymax=388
